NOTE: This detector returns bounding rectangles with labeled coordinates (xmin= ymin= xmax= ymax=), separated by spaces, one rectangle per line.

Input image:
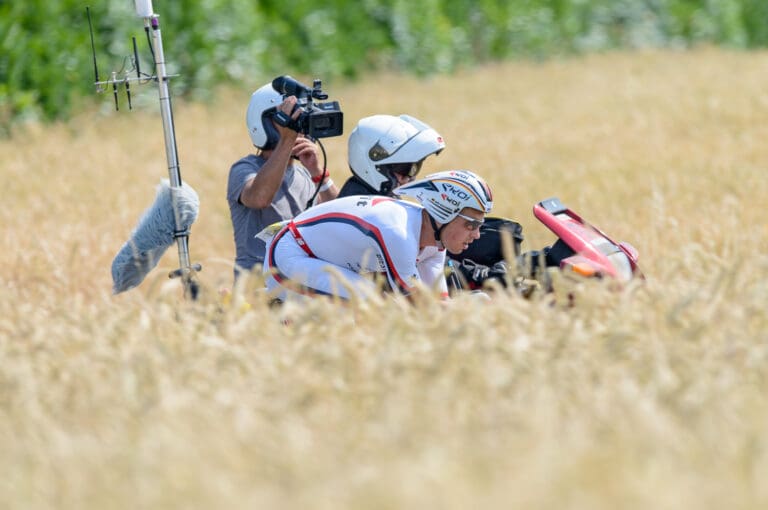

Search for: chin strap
xmin=428 ymin=214 xmax=446 ymax=249
xmin=377 ymin=170 xmax=397 ymax=196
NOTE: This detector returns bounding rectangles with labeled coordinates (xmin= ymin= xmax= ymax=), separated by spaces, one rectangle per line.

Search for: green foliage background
xmin=2 ymin=0 xmax=767 ymax=132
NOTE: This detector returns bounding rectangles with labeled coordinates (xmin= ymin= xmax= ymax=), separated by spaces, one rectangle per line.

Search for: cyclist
xmin=264 ymin=170 xmax=493 ymax=302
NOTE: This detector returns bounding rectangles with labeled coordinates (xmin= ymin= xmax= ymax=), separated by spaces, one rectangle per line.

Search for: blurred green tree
xmin=1 ymin=0 xmax=766 ymax=134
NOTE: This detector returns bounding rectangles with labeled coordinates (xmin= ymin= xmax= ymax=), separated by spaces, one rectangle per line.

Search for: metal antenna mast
xmin=136 ymin=0 xmax=201 ymax=299
xmin=91 ymin=0 xmax=201 ymax=299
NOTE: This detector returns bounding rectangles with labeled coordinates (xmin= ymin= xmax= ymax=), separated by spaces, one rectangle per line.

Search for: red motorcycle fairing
xmin=533 ymin=197 xmax=641 ymax=282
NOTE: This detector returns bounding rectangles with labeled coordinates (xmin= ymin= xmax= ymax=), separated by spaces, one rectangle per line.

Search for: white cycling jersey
xmin=264 ymin=195 xmax=448 ymax=300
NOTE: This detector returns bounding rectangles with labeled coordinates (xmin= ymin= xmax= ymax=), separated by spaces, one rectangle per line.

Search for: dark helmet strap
xmin=261 ymin=108 xmax=280 ymax=150
xmin=376 ymin=166 xmax=397 ymax=195
xmin=428 ymin=214 xmax=446 ymax=247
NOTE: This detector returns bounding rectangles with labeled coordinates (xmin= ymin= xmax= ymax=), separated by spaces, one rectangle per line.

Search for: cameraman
xmin=227 ymin=81 xmax=338 ymax=279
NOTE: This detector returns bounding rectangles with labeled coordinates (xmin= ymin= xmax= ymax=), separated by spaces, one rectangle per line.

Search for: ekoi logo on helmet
xmin=440 ymin=191 xmax=460 ymax=207
xmin=394 ymin=169 xmax=493 ymax=222
xmin=439 ymin=181 xmax=475 ymax=202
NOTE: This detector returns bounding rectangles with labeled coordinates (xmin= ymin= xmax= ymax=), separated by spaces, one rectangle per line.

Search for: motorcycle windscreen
xmin=534 ymin=199 xmax=634 ymax=281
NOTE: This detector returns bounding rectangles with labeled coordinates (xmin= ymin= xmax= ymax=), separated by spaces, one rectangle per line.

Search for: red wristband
xmin=311 ymin=172 xmax=328 ymax=183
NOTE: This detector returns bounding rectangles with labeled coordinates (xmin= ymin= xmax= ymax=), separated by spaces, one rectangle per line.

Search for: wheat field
xmin=1 ymin=48 xmax=767 ymax=509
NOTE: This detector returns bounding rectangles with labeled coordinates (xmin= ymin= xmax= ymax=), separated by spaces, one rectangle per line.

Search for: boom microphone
xmin=111 ymin=180 xmax=199 ymax=294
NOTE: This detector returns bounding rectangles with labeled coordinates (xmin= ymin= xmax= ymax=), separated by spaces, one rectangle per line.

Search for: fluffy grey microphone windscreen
xmin=111 ymin=180 xmax=199 ymax=294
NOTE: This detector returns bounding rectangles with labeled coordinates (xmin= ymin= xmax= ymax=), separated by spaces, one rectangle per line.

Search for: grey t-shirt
xmin=227 ymin=154 xmax=317 ymax=273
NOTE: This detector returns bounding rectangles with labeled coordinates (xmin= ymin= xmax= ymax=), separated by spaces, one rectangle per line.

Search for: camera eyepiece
xmin=272 ymin=75 xmax=329 ymax=100
xmin=272 ymin=75 xmax=312 ymax=99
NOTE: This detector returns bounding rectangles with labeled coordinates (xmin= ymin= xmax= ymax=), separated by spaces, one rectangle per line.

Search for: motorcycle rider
xmin=337 ymin=114 xmax=445 ymax=198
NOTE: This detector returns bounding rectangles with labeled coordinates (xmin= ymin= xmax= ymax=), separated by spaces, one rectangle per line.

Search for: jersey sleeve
xmin=417 ymin=249 xmax=448 ymax=297
xmin=371 ymin=201 xmax=422 ymax=295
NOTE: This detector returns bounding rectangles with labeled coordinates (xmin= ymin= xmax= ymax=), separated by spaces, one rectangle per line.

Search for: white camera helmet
xmin=394 ymin=170 xmax=493 ymax=224
xmin=246 ymin=82 xmax=283 ymax=150
xmin=348 ymin=114 xmax=446 ymax=194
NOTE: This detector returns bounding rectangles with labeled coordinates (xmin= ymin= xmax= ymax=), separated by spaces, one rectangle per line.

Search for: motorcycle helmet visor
xmin=382 ymin=160 xmax=423 ymax=179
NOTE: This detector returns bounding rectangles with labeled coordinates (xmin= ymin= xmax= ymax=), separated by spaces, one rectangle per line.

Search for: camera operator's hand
xmin=292 ymin=135 xmax=321 ymax=177
xmin=272 ymin=96 xmax=301 ymax=140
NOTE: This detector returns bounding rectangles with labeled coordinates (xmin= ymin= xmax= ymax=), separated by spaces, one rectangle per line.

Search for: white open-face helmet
xmin=348 ymin=114 xmax=446 ymax=194
xmin=394 ymin=170 xmax=493 ymax=224
xmin=246 ymin=82 xmax=283 ymax=150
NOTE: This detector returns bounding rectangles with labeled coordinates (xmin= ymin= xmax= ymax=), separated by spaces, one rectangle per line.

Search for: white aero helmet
xmin=395 ymin=170 xmax=493 ymax=224
xmin=246 ymin=82 xmax=283 ymax=149
xmin=348 ymin=114 xmax=446 ymax=194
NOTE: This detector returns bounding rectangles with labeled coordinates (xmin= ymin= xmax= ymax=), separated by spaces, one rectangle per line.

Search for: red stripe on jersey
xmin=293 ymin=212 xmax=414 ymax=294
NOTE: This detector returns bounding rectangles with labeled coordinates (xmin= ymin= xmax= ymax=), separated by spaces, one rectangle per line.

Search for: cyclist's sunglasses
xmin=456 ymin=213 xmax=484 ymax=231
